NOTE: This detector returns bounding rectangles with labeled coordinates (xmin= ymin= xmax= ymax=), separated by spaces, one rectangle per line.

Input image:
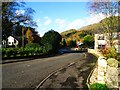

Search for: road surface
xmin=2 ymin=53 xmax=90 ymax=88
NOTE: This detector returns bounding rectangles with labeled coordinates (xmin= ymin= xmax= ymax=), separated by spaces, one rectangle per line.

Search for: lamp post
xmin=22 ymin=27 xmax=24 ymax=48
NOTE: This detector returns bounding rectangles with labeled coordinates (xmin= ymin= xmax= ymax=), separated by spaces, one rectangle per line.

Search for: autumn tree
xmin=26 ymin=28 xmax=34 ymax=44
xmin=88 ymin=0 xmax=119 ymax=47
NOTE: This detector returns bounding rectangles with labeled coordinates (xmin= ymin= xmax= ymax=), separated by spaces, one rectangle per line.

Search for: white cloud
xmin=37 ymin=27 xmax=47 ymax=37
xmin=54 ymin=13 xmax=106 ymax=32
xmin=66 ymin=19 xmax=83 ymax=30
xmin=36 ymin=19 xmax=41 ymax=23
xmin=85 ymin=13 xmax=106 ymax=25
xmin=44 ymin=19 xmax=52 ymax=26
xmin=64 ymin=13 xmax=106 ymax=31
xmin=37 ymin=13 xmax=107 ymax=36
xmin=43 ymin=16 xmax=52 ymax=26
xmin=44 ymin=16 xmax=49 ymax=19
xmin=55 ymin=18 xmax=68 ymax=28
xmin=15 ymin=10 xmax=25 ymax=16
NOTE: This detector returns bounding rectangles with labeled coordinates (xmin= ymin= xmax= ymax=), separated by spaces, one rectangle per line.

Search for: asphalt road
xmin=2 ymin=53 xmax=86 ymax=88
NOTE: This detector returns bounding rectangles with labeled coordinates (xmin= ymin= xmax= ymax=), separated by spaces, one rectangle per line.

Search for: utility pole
xmin=22 ymin=27 xmax=24 ymax=48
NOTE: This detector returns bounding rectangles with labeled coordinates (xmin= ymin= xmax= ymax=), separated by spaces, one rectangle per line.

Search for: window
xmin=98 ymin=36 xmax=104 ymax=40
xmin=98 ymin=45 xmax=105 ymax=49
xmin=8 ymin=42 xmax=12 ymax=45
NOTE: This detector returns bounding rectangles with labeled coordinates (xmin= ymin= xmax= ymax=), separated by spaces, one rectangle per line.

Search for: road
xmin=2 ymin=53 xmax=89 ymax=88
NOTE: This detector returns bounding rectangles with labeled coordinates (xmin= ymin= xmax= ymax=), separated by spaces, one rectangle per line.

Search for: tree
xmin=41 ymin=30 xmax=62 ymax=51
xmin=32 ymin=34 xmax=41 ymax=44
xmin=15 ymin=26 xmax=38 ymax=36
xmin=69 ymin=40 xmax=77 ymax=48
xmin=88 ymin=0 xmax=119 ymax=47
xmin=83 ymin=35 xmax=94 ymax=48
xmin=79 ymin=32 xmax=87 ymax=38
xmin=62 ymin=39 xmax=67 ymax=47
xmin=26 ymin=28 xmax=34 ymax=44
xmin=2 ymin=1 xmax=37 ymax=40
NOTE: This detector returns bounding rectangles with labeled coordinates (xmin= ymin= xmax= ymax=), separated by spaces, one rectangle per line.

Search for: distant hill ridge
xmin=61 ymin=16 xmax=119 ymax=36
xmin=61 ymin=16 xmax=119 ymax=41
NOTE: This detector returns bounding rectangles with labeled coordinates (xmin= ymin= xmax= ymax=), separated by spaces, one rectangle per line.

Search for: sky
xmin=24 ymin=2 xmax=106 ymax=36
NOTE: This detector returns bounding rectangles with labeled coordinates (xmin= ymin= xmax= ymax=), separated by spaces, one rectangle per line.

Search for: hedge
xmin=2 ymin=47 xmax=43 ymax=59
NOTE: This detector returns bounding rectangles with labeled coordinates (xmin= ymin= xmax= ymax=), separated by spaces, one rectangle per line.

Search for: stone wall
xmin=106 ymin=58 xmax=118 ymax=88
xmin=88 ymin=49 xmax=119 ymax=89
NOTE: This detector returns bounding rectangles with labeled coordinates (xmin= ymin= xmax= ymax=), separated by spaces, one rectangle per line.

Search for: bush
xmin=5 ymin=48 xmax=14 ymax=57
xmin=107 ymin=58 xmax=118 ymax=67
xmin=2 ymin=42 xmax=55 ymax=59
xmin=12 ymin=48 xmax=18 ymax=57
xmin=25 ymin=43 xmax=40 ymax=49
xmin=2 ymin=48 xmax=6 ymax=57
xmin=34 ymin=48 xmax=43 ymax=55
xmin=42 ymin=43 xmax=53 ymax=54
xmin=101 ymin=47 xmax=117 ymax=59
xmin=90 ymin=83 xmax=108 ymax=90
xmin=23 ymin=48 xmax=30 ymax=56
xmin=18 ymin=48 xmax=25 ymax=56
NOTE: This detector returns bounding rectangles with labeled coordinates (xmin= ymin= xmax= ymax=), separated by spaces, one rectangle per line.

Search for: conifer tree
xmin=26 ymin=28 xmax=34 ymax=43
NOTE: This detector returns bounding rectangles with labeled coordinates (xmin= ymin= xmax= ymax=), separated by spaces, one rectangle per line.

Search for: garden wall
xmin=88 ymin=49 xmax=119 ymax=89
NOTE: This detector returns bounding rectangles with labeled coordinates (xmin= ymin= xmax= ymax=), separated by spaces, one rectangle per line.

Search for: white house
xmin=2 ymin=36 xmax=19 ymax=48
xmin=94 ymin=32 xmax=120 ymax=53
xmin=7 ymin=36 xmax=19 ymax=47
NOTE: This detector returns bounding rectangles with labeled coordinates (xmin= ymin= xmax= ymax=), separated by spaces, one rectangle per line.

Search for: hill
xmin=61 ymin=16 xmax=119 ymax=42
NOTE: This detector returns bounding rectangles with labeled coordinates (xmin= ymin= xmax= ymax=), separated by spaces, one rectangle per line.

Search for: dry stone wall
xmin=88 ymin=49 xmax=119 ymax=89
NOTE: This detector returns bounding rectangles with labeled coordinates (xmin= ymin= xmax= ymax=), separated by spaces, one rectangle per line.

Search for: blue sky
xmin=24 ymin=2 xmax=106 ymax=36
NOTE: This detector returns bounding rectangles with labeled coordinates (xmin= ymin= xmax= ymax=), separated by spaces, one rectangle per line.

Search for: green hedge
xmin=2 ymin=42 xmax=60 ymax=59
xmin=2 ymin=47 xmax=43 ymax=59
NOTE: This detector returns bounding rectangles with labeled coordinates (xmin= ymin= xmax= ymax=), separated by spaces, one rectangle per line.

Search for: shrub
xmin=18 ymin=48 xmax=25 ymax=56
xmin=12 ymin=48 xmax=18 ymax=57
xmin=25 ymin=48 xmax=33 ymax=56
xmin=25 ymin=43 xmax=40 ymax=49
xmin=34 ymin=48 xmax=42 ymax=55
xmin=101 ymin=47 xmax=117 ymax=59
xmin=2 ymin=43 xmax=53 ymax=59
xmin=42 ymin=43 xmax=53 ymax=54
xmin=37 ymin=47 xmax=43 ymax=54
xmin=24 ymin=48 xmax=30 ymax=56
xmin=107 ymin=58 xmax=118 ymax=67
xmin=2 ymin=48 xmax=6 ymax=58
xmin=90 ymin=83 xmax=108 ymax=90
xmin=5 ymin=48 xmax=14 ymax=57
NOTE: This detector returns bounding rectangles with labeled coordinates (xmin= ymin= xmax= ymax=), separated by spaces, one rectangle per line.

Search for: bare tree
xmin=88 ymin=0 xmax=119 ymax=47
